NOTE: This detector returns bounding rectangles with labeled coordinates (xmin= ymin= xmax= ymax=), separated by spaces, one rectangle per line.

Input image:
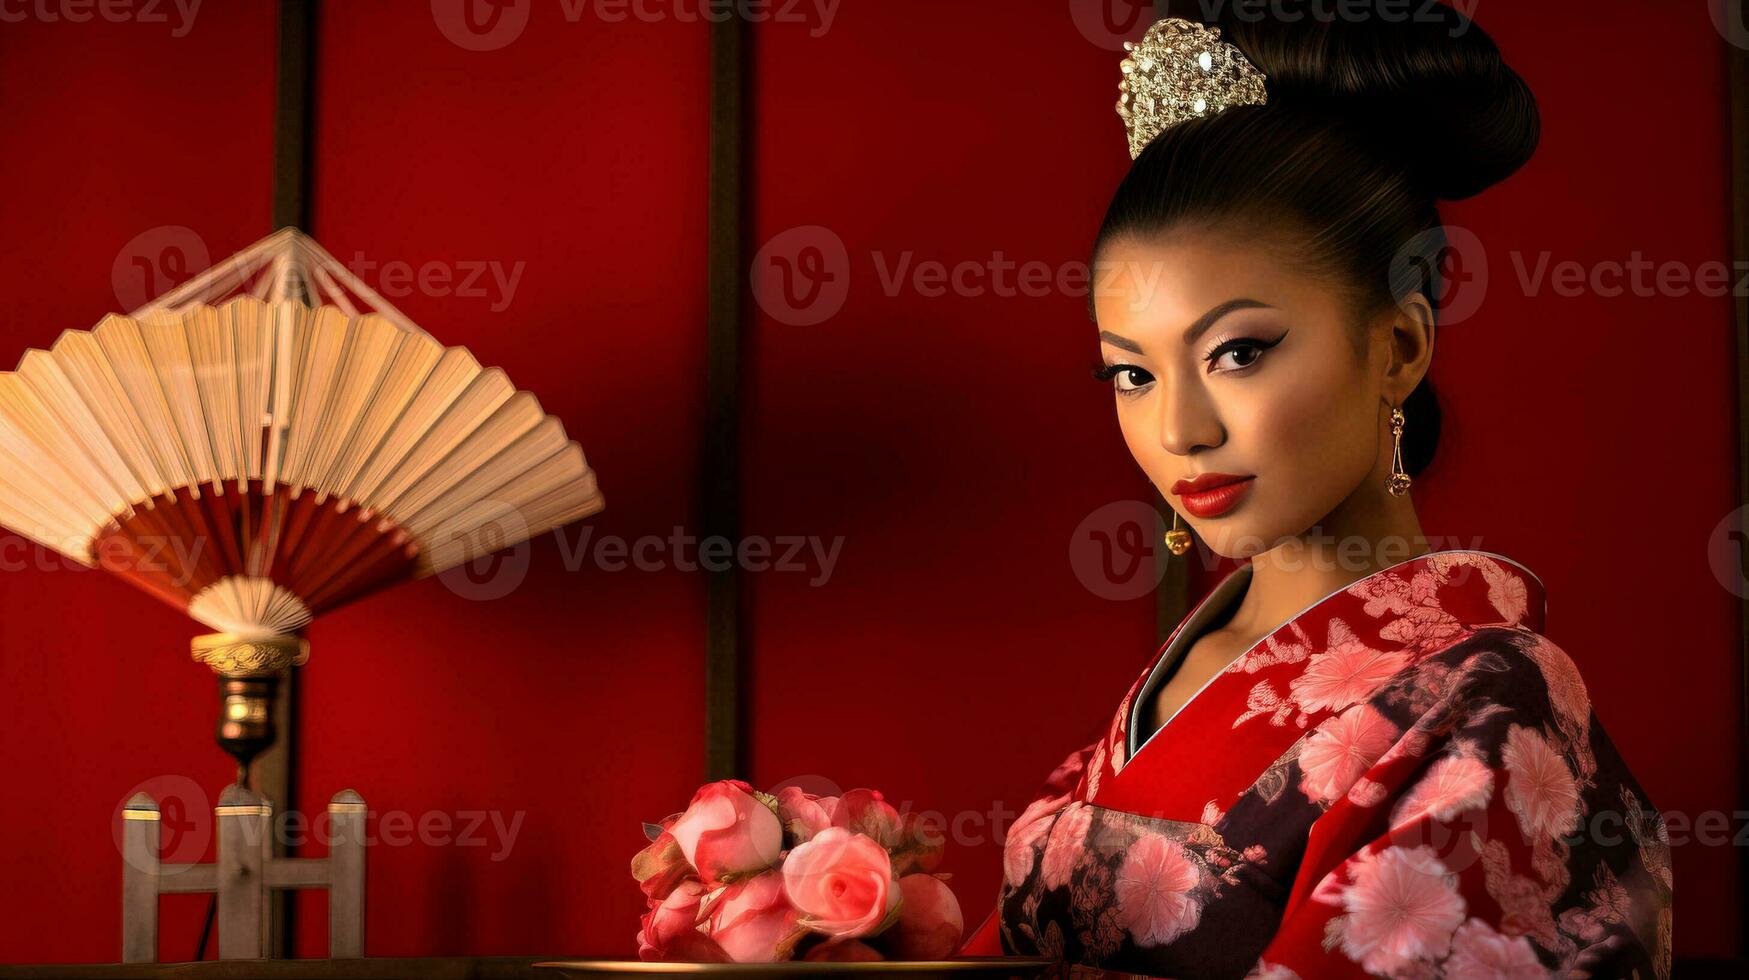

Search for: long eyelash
xmin=1204 ymin=333 xmax=1286 ymax=366
xmin=1092 ymin=359 xmax=1154 ymax=398
xmin=1092 ymin=360 xmax=1146 ymax=384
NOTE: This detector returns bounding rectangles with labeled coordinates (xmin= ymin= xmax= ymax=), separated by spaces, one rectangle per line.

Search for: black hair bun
xmin=1213 ymin=1 xmax=1539 ymax=201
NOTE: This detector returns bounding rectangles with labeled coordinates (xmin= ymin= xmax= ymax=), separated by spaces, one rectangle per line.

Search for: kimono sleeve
xmin=956 ymin=737 xmax=1102 ymax=957
xmin=1248 ymin=627 xmax=1673 ymax=979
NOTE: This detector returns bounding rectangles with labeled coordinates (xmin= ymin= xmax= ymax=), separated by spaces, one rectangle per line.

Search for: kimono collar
xmin=1215 ymin=548 xmax=1547 ymax=636
xmin=1121 ymin=548 xmax=1548 ymax=766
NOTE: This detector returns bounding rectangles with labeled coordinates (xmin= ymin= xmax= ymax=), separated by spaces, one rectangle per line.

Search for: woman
xmin=957 ymin=6 xmax=1672 ymax=978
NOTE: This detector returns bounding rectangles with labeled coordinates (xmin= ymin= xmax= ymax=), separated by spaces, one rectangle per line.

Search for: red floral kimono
xmin=958 ymin=549 xmax=1672 ymax=978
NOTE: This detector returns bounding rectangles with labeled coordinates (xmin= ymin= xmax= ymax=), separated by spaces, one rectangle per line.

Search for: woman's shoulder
xmin=1434 ymin=623 xmax=1595 ymax=727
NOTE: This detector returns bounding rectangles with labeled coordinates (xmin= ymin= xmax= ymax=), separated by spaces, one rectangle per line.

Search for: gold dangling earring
xmin=1164 ymin=509 xmax=1192 ymax=556
xmin=1387 ymin=406 xmax=1413 ymax=497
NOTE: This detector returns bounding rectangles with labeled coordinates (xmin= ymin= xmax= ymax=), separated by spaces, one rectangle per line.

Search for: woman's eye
xmin=1214 ymin=345 xmax=1262 ymax=371
xmin=1113 ymin=366 xmax=1154 ymax=393
xmin=1206 ymin=334 xmax=1284 ymax=373
xmin=1092 ymin=360 xmax=1156 ymax=394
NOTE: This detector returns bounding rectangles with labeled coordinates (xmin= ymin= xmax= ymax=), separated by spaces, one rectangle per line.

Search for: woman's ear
xmin=1382 ymin=292 xmax=1436 ymax=405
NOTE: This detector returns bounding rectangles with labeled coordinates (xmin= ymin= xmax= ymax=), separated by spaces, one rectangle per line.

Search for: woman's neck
xmin=1224 ymin=493 xmax=1430 ymax=644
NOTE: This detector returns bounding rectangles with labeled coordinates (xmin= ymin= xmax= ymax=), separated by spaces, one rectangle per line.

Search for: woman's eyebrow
xmin=1099 ymin=298 xmax=1275 ymax=355
xmin=1098 ymin=330 xmax=1144 ymax=353
xmin=1184 ymin=298 xmax=1273 ymax=344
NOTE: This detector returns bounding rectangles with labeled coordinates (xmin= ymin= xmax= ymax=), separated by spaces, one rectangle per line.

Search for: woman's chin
xmin=1191 ymin=526 xmax=1266 ymax=561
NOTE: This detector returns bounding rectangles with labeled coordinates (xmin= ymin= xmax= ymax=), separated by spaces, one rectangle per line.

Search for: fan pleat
xmin=0 ymin=298 xmax=604 ymax=636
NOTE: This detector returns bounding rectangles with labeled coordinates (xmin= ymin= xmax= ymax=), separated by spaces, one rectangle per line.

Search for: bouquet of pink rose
xmin=631 ymin=780 xmax=965 ymax=963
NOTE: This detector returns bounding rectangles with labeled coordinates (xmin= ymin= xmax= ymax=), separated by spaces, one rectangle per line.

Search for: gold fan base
xmin=190 ymin=632 xmax=310 ymax=677
xmin=190 ymin=632 xmax=308 ymax=784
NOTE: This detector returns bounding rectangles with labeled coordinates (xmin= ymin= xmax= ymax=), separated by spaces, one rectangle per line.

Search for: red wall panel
xmin=0 ymin=1 xmax=279 ymax=963
xmin=295 ymin=0 xmax=711 ymax=958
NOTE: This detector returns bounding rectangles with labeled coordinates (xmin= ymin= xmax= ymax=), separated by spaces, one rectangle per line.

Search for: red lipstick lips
xmin=1170 ymin=473 xmax=1255 ymax=519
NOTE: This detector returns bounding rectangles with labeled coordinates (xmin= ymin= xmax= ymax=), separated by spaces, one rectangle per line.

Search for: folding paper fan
xmin=0 ymin=230 xmax=604 ymax=769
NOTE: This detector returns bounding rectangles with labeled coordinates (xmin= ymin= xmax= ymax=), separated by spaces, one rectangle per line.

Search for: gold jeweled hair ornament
xmin=1117 ymin=18 xmax=1270 ymax=159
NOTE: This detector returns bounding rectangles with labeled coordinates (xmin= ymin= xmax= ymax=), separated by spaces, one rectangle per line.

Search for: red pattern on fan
xmin=89 ymin=483 xmax=421 ymax=632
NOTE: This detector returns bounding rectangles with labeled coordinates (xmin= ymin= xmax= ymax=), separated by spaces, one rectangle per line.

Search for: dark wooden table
xmin=0 ymin=958 xmax=1054 ymax=979
xmin=0 ymin=958 xmax=560 ymax=979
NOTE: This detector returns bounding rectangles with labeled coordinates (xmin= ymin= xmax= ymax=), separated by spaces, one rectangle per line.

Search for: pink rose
xmin=669 ymin=780 xmax=783 ymax=885
xmin=831 ymin=788 xmax=904 ymax=848
xmin=637 ymin=880 xmax=721 ymax=961
xmin=705 ymin=870 xmax=805 ymax=962
xmin=630 ymin=812 xmax=692 ymax=901
xmin=649 ymin=929 xmax=732 ymax=963
xmin=781 ymin=826 xmax=900 ymax=940
xmin=774 ymin=787 xmax=837 ymax=844
xmin=802 ymin=938 xmax=885 ymax=961
xmin=886 ymin=873 xmax=964 ymax=959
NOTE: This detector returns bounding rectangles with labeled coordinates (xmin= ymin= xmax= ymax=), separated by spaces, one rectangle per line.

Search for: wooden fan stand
xmin=121 ymin=633 xmax=367 ymax=962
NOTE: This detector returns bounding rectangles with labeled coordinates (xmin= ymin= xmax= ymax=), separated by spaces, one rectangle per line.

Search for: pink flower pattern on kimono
xmin=1558 ymin=865 xmax=1634 ymax=944
xmin=1006 ymin=792 xmax=1065 ymax=888
xmin=1376 ymin=602 xmax=1467 ymax=655
xmin=1287 ymin=620 xmax=1408 ymax=714
xmin=1351 ymin=569 xmax=1416 ymax=618
xmin=1041 ymin=802 xmax=1093 ymax=890
xmin=1115 ymin=834 xmax=1204 ymax=947
xmin=1389 ymin=753 xmax=1494 ymax=828
xmin=1502 ymin=724 xmax=1581 ymax=841
xmin=1297 ymin=703 xmax=1399 ymax=805
xmin=1520 ymin=633 xmax=1592 ymax=740
xmin=1444 ymin=917 xmax=1549 ymax=978
xmin=1235 ymin=622 xmax=1313 ymax=674
xmin=1331 ymin=845 xmax=1467 ymax=975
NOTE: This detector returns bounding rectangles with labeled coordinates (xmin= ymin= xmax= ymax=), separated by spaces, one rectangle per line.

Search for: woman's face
xmin=1092 ymin=229 xmax=1428 ymax=561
